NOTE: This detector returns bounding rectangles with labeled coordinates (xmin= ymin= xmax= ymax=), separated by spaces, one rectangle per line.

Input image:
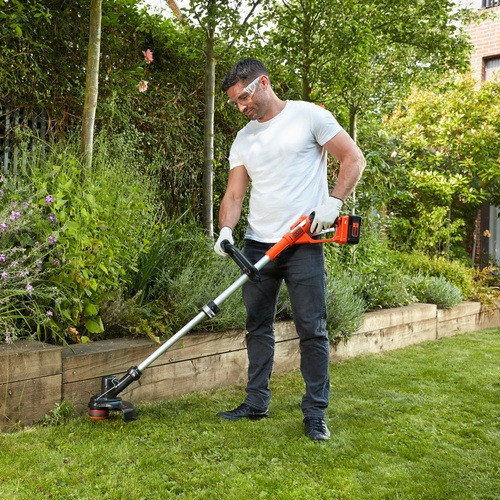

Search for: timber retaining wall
xmin=1 ymin=301 xmax=499 ymax=431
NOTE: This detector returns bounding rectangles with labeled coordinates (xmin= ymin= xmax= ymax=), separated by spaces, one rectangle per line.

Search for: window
xmin=482 ymin=1 xmax=500 ymax=8
xmin=484 ymin=57 xmax=500 ymax=81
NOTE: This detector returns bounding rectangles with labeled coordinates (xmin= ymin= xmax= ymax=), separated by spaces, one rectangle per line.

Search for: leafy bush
xmin=0 ymin=169 xmax=75 ymax=343
xmin=0 ymin=134 xmax=158 ymax=344
xmin=353 ymin=264 xmax=416 ymax=311
xmin=392 ymin=251 xmax=474 ymax=298
xmin=410 ymin=275 xmax=463 ymax=309
xmin=326 ymin=273 xmax=366 ymax=343
xmin=160 ymin=252 xmax=247 ymax=336
xmin=328 ymin=221 xmax=415 ymax=311
xmin=470 ymin=266 xmax=500 ymax=307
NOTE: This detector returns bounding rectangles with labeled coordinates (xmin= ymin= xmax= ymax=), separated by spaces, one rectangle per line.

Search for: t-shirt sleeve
xmin=228 ymin=134 xmax=245 ymax=170
xmin=310 ymin=104 xmax=343 ymax=146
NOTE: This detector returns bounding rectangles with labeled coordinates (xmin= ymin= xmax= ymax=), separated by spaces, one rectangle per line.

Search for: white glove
xmin=214 ymin=227 xmax=234 ymax=257
xmin=310 ymin=196 xmax=343 ymax=234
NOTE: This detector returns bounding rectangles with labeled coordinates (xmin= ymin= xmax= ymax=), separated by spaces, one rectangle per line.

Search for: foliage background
xmin=1 ymin=0 xmax=499 ymax=345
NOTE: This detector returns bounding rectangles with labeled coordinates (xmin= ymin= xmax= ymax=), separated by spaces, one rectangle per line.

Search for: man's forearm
xmin=331 ymin=152 xmax=366 ymax=201
xmin=218 ymin=196 xmax=243 ymax=230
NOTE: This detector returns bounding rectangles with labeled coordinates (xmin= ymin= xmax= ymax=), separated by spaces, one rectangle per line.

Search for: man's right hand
xmin=214 ymin=227 xmax=234 ymax=257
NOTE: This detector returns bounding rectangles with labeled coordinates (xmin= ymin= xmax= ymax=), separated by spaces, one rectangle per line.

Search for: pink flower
xmin=137 ymin=81 xmax=149 ymax=92
xmin=143 ymin=49 xmax=153 ymax=64
xmin=391 ymin=151 xmax=397 ymax=158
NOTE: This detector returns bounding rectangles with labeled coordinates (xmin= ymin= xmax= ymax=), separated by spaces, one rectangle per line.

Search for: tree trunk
xmin=349 ymin=105 xmax=357 ymax=214
xmin=300 ymin=5 xmax=312 ymax=101
xmin=202 ymin=31 xmax=216 ymax=238
xmin=80 ymin=0 xmax=102 ymax=169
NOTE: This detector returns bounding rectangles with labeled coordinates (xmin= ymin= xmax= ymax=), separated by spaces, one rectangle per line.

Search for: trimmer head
xmin=88 ymin=395 xmax=137 ymax=422
xmin=88 ymin=372 xmax=140 ymax=422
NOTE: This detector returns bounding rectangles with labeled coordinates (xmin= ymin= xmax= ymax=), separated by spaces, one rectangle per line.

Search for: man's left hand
xmin=310 ymin=196 xmax=343 ymax=233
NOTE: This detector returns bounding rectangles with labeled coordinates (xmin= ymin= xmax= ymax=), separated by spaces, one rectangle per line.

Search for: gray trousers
xmin=242 ymin=240 xmax=330 ymax=418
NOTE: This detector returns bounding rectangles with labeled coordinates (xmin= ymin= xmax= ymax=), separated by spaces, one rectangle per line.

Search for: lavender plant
xmin=0 ymin=175 xmax=72 ymax=343
xmin=1 ymin=133 xmax=158 ymax=345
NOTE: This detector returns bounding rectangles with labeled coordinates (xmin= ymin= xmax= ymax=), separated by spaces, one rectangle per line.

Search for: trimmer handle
xmin=221 ymin=240 xmax=261 ymax=282
xmin=266 ymin=214 xmax=361 ymax=261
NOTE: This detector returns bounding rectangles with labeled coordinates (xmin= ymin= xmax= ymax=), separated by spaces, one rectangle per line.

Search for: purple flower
xmin=48 ymin=235 xmax=57 ymax=245
xmin=10 ymin=211 xmax=21 ymax=220
xmin=0 ymin=222 xmax=8 ymax=232
xmin=45 ymin=195 xmax=54 ymax=205
xmin=47 ymin=213 xmax=57 ymax=224
xmin=52 ymin=258 xmax=60 ymax=266
xmin=22 ymin=202 xmax=29 ymax=208
xmin=1 ymin=272 xmax=8 ymax=279
xmin=46 ymin=310 xmax=53 ymax=317
xmin=26 ymin=284 xmax=34 ymax=295
xmin=0 ymin=254 xmax=5 ymax=263
xmin=36 ymin=259 xmax=43 ymax=270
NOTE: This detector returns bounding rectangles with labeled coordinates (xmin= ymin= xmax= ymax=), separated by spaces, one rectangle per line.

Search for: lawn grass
xmin=1 ymin=329 xmax=499 ymax=499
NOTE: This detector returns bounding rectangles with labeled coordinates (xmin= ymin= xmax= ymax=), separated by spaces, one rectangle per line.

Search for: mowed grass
xmin=1 ymin=329 xmax=499 ymax=499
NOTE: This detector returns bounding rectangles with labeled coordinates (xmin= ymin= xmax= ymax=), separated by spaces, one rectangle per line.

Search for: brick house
xmin=463 ymin=0 xmax=500 ymax=266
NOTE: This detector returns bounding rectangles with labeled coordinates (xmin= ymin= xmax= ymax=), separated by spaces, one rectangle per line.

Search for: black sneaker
xmin=217 ymin=403 xmax=269 ymax=421
xmin=304 ymin=417 xmax=330 ymax=441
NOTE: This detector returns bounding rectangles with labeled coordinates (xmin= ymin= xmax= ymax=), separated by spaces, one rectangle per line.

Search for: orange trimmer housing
xmin=266 ymin=214 xmax=361 ymax=261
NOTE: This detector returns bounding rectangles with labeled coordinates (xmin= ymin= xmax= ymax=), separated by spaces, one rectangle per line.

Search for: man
xmin=214 ymin=58 xmax=365 ymax=440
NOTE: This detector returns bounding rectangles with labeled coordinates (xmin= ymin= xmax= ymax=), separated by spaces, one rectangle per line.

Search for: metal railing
xmin=0 ymin=106 xmax=47 ymax=175
xmin=482 ymin=0 xmax=499 ymax=8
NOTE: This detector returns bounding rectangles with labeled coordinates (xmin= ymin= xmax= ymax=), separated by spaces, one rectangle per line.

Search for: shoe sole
xmin=217 ymin=412 xmax=269 ymax=421
xmin=306 ymin=432 xmax=330 ymax=441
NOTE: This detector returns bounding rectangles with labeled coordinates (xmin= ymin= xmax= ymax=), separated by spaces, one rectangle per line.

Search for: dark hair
xmin=221 ymin=58 xmax=269 ymax=92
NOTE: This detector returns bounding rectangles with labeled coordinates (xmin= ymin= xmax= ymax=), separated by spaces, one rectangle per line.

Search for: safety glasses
xmin=227 ymin=76 xmax=263 ymax=109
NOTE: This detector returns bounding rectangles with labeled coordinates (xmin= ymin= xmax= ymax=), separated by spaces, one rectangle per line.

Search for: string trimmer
xmin=88 ymin=214 xmax=361 ymax=421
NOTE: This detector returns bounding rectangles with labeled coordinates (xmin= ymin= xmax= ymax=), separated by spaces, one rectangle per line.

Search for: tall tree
xmin=80 ymin=0 xmax=103 ymax=169
xmin=182 ymin=0 xmax=267 ymax=238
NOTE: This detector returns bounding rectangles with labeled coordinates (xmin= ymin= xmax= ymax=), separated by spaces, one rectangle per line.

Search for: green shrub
xmin=0 ymin=133 xmax=158 ymax=344
xmin=410 ymin=274 xmax=463 ymax=309
xmin=354 ymin=264 xmax=416 ymax=311
xmin=326 ymin=273 xmax=366 ymax=343
xmin=386 ymin=205 xmax=466 ymax=257
xmin=393 ymin=251 xmax=474 ymax=298
xmin=0 ymin=167 xmax=75 ymax=343
xmin=470 ymin=265 xmax=500 ymax=307
xmin=162 ymin=253 xmax=247 ymax=336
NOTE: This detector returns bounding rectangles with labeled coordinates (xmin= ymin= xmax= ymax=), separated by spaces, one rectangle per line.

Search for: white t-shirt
xmin=229 ymin=100 xmax=342 ymax=242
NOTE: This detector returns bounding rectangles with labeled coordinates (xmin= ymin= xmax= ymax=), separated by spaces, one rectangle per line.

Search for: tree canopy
xmin=264 ymin=0 xmax=475 ymax=137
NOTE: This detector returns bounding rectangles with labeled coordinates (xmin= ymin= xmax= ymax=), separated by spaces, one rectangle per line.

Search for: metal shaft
xmin=137 ymin=254 xmax=271 ymax=373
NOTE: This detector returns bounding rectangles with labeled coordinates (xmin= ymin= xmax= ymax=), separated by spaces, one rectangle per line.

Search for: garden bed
xmin=1 ymin=301 xmax=499 ymax=431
